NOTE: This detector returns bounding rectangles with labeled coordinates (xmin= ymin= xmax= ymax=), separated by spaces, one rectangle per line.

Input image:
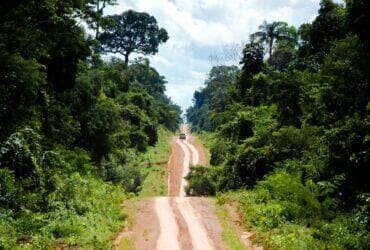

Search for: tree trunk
xmin=269 ymin=38 xmax=274 ymax=64
xmin=124 ymin=52 xmax=129 ymax=66
xmin=95 ymin=1 xmax=100 ymax=38
xmin=95 ymin=26 xmax=100 ymax=39
xmin=95 ymin=0 xmax=107 ymax=38
xmin=269 ymin=38 xmax=273 ymax=61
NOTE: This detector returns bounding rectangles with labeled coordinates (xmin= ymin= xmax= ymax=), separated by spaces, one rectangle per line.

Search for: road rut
xmin=127 ymin=125 xmax=227 ymax=250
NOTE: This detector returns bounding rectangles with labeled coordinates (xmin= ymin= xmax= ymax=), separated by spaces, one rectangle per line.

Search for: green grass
xmin=215 ymin=187 xmax=370 ymax=250
xmin=139 ymin=166 xmax=168 ymax=197
xmin=114 ymin=198 xmax=138 ymax=250
xmin=215 ymin=204 xmax=246 ymax=250
xmin=136 ymin=126 xmax=173 ymax=197
xmin=114 ymin=127 xmax=174 ymax=248
xmin=132 ymin=126 xmax=174 ymax=165
xmin=116 ymin=237 xmax=135 ymax=250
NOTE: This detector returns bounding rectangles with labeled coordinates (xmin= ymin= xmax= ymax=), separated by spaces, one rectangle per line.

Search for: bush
xmin=255 ymin=172 xmax=321 ymax=221
xmin=235 ymin=173 xmax=320 ymax=231
xmin=52 ymin=147 xmax=93 ymax=175
xmin=219 ymin=112 xmax=254 ymax=142
xmin=129 ymin=130 xmax=148 ymax=152
xmin=267 ymin=223 xmax=325 ymax=249
xmin=226 ymin=172 xmax=370 ymax=249
xmin=234 ymin=146 xmax=272 ymax=187
xmin=144 ymin=123 xmax=158 ymax=146
xmin=210 ymin=141 xmax=235 ymax=166
xmin=0 ymin=127 xmax=41 ymax=180
xmin=185 ymin=166 xmax=217 ymax=196
xmin=120 ymin=166 xmax=143 ymax=193
xmin=0 ymin=169 xmax=18 ymax=209
xmin=0 ymin=172 xmax=127 ymax=249
xmin=99 ymin=157 xmax=142 ymax=193
xmin=0 ymin=128 xmax=60 ymax=211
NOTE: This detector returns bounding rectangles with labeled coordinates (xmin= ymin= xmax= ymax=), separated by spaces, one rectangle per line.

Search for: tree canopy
xmin=251 ymin=21 xmax=297 ymax=60
xmin=99 ymin=10 xmax=169 ymax=64
xmin=186 ymin=1 xmax=369 ymax=248
xmin=0 ymin=2 xmax=180 ymax=247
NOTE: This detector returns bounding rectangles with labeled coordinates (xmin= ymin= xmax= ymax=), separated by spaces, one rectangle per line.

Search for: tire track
xmin=155 ymin=197 xmax=180 ymax=250
xmin=183 ymin=140 xmax=199 ymax=166
xmin=175 ymin=197 xmax=214 ymax=250
xmin=154 ymin=125 xmax=217 ymax=250
xmin=176 ymin=139 xmax=191 ymax=197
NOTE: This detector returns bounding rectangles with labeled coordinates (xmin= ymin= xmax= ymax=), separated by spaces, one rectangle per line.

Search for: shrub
xmin=0 ymin=127 xmax=41 ymax=180
xmin=99 ymin=157 xmax=142 ymax=193
xmin=120 ymin=166 xmax=143 ymax=193
xmin=210 ymin=141 xmax=235 ymax=166
xmin=185 ymin=166 xmax=217 ymax=196
xmin=233 ymin=146 xmax=272 ymax=187
xmin=53 ymin=147 xmax=93 ymax=175
xmin=144 ymin=123 xmax=158 ymax=146
xmin=0 ymin=128 xmax=60 ymax=211
xmin=219 ymin=112 xmax=254 ymax=142
xmin=129 ymin=130 xmax=148 ymax=152
xmin=0 ymin=169 xmax=18 ymax=209
xmin=234 ymin=172 xmax=321 ymax=234
xmin=255 ymin=172 xmax=321 ymax=221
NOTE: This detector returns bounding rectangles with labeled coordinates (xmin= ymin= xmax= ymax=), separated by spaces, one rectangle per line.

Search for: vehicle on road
xmin=179 ymin=133 xmax=186 ymax=140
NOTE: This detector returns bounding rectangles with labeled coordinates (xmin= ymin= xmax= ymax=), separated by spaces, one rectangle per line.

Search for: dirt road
xmin=125 ymin=125 xmax=226 ymax=250
xmin=114 ymin=125 xmax=263 ymax=250
xmin=155 ymin=125 xmax=224 ymax=250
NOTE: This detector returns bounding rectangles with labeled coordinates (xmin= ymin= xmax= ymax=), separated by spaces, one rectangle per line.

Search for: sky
xmin=104 ymin=0 xmax=342 ymax=112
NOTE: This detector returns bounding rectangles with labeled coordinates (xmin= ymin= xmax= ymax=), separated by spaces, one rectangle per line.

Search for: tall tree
xmin=298 ymin=0 xmax=345 ymax=64
xmin=346 ymin=0 xmax=369 ymax=49
xmin=251 ymin=21 xmax=295 ymax=61
xmin=240 ymin=43 xmax=264 ymax=78
xmin=238 ymin=42 xmax=264 ymax=95
xmin=86 ymin=0 xmax=117 ymax=38
xmin=0 ymin=0 xmax=91 ymax=138
xmin=99 ymin=10 xmax=169 ymax=65
xmin=186 ymin=66 xmax=239 ymax=131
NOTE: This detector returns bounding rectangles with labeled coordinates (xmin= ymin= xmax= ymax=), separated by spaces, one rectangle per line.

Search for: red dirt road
xmin=120 ymin=125 xmax=228 ymax=250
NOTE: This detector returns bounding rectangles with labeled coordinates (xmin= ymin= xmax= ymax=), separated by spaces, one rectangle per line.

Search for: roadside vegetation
xmin=215 ymin=204 xmax=246 ymax=250
xmin=135 ymin=126 xmax=173 ymax=197
xmin=186 ymin=0 xmax=369 ymax=249
xmin=0 ymin=1 xmax=180 ymax=248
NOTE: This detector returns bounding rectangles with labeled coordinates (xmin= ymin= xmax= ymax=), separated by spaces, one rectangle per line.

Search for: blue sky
xmin=105 ymin=0 xmax=342 ymax=112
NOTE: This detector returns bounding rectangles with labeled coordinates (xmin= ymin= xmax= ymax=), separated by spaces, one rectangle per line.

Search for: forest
xmin=186 ymin=0 xmax=369 ymax=248
xmin=1 ymin=0 xmax=369 ymax=249
xmin=0 ymin=0 xmax=181 ymax=248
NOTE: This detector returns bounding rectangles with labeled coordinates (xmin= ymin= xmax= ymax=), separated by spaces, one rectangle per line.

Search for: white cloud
xmin=104 ymin=0 xmax=336 ymax=111
xmin=150 ymin=55 xmax=172 ymax=67
xmin=189 ymin=70 xmax=206 ymax=80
